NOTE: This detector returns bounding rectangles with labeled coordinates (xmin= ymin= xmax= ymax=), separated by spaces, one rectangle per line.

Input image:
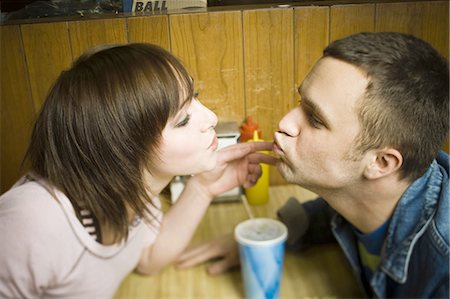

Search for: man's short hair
xmin=324 ymin=32 xmax=449 ymax=181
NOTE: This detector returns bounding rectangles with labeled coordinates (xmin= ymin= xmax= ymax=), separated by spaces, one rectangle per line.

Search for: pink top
xmin=0 ymin=177 xmax=162 ymax=298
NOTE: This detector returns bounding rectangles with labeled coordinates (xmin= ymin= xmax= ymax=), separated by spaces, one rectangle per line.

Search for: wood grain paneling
xmin=69 ymin=18 xmax=128 ymax=59
xmin=169 ymin=11 xmax=244 ymax=123
xmin=330 ymin=4 xmax=375 ymax=42
xmin=376 ymin=1 xmax=449 ymax=58
xmin=127 ymin=15 xmax=170 ymax=50
xmin=243 ymin=8 xmax=294 ymax=185
xmin=1 ymin=1 xmax=448 ymax=192
xmin=0 ymin=26 xmax=35 ymax=192
xmin=294 ymin=7 xmax=329 ymax=102
xmin=21 ymin=22 xmax=72 ymax=111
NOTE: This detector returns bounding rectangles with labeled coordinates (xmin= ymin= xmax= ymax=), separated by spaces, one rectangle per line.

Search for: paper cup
xmin=235 ymin=218 xmax=288 ymax=299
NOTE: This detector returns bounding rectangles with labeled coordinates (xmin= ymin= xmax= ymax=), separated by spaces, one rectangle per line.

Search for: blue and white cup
xmin=235 ymin=218 xmax=288 ymax=299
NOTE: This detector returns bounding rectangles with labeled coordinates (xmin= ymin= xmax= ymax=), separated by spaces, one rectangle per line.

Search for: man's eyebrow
xmin=297 ymin=85 xmax=331 ymax=129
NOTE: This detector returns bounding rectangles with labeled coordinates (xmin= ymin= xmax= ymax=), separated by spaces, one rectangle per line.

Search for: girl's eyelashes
xmin=175 ymin=114 xmax=191 ymax=128
xmin=174 ymin=91 xmax=198 ymax=128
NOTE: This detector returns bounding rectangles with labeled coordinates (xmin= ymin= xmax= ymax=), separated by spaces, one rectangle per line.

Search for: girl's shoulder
xmin=0 ymin=178 xmax=84 ymax=297
xmin=0 ymin=177 xmax=80 ymax=246
xmin=0 ymin=177 xmax=64 ymax=222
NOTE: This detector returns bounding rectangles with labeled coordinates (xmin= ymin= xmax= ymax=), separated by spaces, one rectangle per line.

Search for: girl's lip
xmin=208 ymin=135 xmax=218 ymax=150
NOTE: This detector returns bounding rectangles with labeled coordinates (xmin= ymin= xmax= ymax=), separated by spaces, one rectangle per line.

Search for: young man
xmin=176 ymin=32 xmax=449 ymax=298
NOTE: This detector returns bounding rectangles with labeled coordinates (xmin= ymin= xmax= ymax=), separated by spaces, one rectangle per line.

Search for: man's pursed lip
xmin=272 ymin=139 xmax=283 ymax=154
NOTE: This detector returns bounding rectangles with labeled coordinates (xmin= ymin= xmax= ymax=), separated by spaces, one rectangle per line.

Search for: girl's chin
xmin=192 ymin=158 xmax=219 ymax=175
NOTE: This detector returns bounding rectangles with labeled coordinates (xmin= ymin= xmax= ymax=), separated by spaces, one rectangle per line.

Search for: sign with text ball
xmin=123 ymin=0 xmax=206 ymax=12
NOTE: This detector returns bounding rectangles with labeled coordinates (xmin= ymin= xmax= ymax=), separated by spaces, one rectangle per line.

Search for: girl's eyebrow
xmin=298 ymin=85 xmax=331 ymax=129
xmin=177 ymin=76 xmax=195 ymax=111
xmin=178 ymin=88 xmax=195 ymax=111
xmin=179 ymin=97 xmax=191 ymax=111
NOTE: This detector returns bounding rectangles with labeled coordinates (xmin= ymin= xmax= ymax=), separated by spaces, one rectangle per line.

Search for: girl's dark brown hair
xmin=25 ymin=43 xmax=194 ymax=241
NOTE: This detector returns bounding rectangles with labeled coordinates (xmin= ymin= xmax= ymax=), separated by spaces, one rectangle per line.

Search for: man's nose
xmin=278 ymin=108 xmax=301 ymax=137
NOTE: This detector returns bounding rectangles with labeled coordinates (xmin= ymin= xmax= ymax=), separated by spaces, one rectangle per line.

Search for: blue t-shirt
xmin=353 ymin=218 xmax=391 ymax=293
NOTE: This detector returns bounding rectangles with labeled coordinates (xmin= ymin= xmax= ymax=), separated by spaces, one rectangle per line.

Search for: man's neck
xmin=320 ymin=176 xmax=411 ymax=234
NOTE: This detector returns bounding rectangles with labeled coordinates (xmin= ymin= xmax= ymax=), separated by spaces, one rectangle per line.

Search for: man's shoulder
xmin=430 ymin=174 xmax=449 ymax=254
xmin=436 ymin=150 xmax=449 ymax=175
xmin=419 ymin=151 xmax=449 ymax=253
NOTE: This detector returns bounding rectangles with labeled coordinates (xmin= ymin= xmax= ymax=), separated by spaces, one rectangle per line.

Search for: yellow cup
xmin=244 ymin=131 xmax=269 ymax=205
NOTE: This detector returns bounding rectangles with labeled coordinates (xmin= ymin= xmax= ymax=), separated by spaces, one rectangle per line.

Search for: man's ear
xmin=363 ymin=148 xmax=403 ymax=179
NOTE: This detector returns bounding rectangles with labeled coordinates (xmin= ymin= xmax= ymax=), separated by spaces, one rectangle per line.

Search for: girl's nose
xmin=198 ymin=101 xmax=218 ymax=132
xmin=207 ymin=109 xmax=218 ymax=131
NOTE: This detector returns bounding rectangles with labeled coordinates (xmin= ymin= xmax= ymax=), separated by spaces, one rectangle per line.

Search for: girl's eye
xmin=176 ymin=114 xmax=191 ymax=128
xmin=193 ymin=91 xmax=199 ymax=98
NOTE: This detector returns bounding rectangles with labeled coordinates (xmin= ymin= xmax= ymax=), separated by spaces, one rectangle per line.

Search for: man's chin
xmin=276 ymin=160 xmax=294 ymax=181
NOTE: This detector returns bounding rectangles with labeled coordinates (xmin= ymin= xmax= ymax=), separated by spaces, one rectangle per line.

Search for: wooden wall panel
xmin=330 ymin=4 xmax=375 ymax=42
xmin=69 ymin=18 xmax=128 ymax=59
xmin=169 ymin=11 xmax=244 ymax=123
xmin=243 ymin=8 xmax=294 ymax=185
xmin=127 ymin=15 xmax=170 ymax=50
xmin=21 ymin=22 xmax=72 ymax=111
xmin=294 ymin=7 xmax=329 ymax=103
xmin=243 ymin=8 xmax=294 ymax=138
xmin=1 ymin=1 xmax=448 ymax=192
xmin=0 ymin=26 xmax=36 ymax=192
xmin=375 ymin=1 xmax=449 ymax=58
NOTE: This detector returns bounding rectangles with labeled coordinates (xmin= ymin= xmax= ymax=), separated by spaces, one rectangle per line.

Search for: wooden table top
xmin=114 ymin=185 xmax=363 ymax=299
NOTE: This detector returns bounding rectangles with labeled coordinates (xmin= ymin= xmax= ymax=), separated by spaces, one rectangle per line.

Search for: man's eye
xmin=176 ymin=114 xmax=191 ymax=128
xmin=307 ymin=113 xmax=322 ymax=128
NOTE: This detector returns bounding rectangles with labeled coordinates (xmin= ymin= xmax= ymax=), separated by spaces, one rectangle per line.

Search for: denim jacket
xmin=278 ymin=151 xmax=449 ymax=298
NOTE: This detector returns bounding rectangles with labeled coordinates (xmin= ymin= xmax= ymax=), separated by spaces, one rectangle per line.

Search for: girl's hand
xmin=176 ymin=234 xmax=239 ymax=275
xmin=189 ymin=141 xmax=277 ymax=198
